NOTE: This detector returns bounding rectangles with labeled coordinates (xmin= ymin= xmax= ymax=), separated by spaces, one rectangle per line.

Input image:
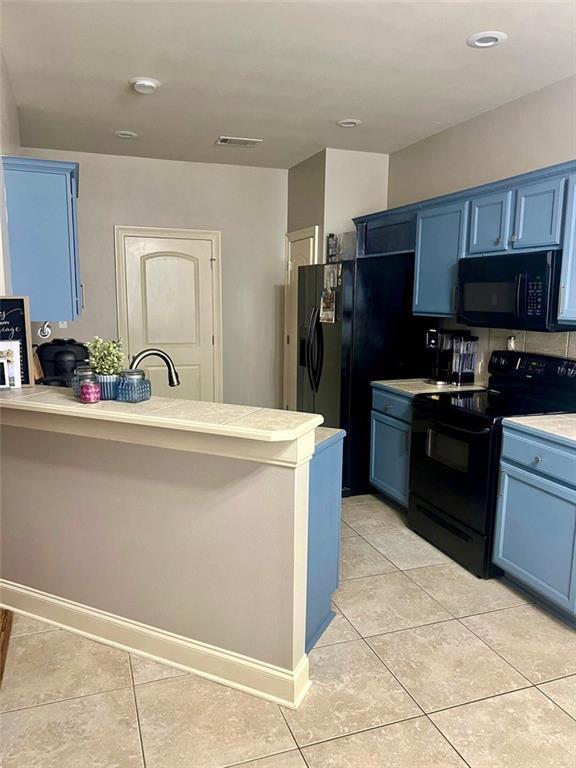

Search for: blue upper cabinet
xmin=511 ymin=177 xmax=565 ymax=250
xmin=362 ymin=211 xmax=416 ymax=256
xmin=468 ymin=190 xmax=512 ymax=254
xmin=413 ymin=201 xmax=467 ymax=316
xmin=3 ymin=157 xmax=81 ymax=321
xmin=558 ymin=174 xmax=576 ymax=325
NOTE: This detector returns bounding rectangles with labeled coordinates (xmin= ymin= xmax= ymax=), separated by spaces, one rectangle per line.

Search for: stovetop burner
xmin=417 ymin=351 xmax=576 ymax=423
xmin=417 ymin=389 xmax=569 ymax=421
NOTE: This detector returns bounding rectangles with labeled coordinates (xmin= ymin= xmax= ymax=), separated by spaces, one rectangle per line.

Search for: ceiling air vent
xmin=215 ymin=136 xmax=263 ymax=148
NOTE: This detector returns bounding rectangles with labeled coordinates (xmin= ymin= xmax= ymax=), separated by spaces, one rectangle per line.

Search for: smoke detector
xmin=129 ymin=77 xmax=161 ymax=94
xmin=115 ymin=130 xmax=139 ymax=139
xmin=215 ymin=136 xmax=263 ymax=148
xmin=337 ymin=118 xmax=362 ymax=128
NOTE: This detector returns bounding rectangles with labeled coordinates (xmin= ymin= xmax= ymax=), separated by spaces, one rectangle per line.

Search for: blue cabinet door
xmin=370 ymin=411 xmax=410 ymax=507
xmin=413 ymin=201 xmax=467 ymax=316
xmin=511 ymin=177 xmax=565 ymax=250
xmin=558 ymin=174 xmax=576 ymax=325
xmin=494 ymin=461 xmax=576 ymax=616
xmin=306 ymin=431 xmax=344 ymax=652
xmin=468 ymin=190 xmax=512 ymax=254
xmin=3 ymin=157 xmax=80 ymax=322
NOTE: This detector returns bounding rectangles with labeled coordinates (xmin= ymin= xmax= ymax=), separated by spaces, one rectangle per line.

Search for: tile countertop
xmin=371 ymin=378 xmax=485 ymax=397
xmin=0 ymin=387 xmax=323 ymax=443
xmin=504 ymin=414 xmax=576 ymax=449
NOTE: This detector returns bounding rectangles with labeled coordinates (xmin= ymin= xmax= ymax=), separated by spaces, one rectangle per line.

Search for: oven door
xmin=410 ymin=408 xmax=496 ymax=533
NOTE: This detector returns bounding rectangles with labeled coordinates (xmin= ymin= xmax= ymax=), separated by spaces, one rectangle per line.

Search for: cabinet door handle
xmin=533 ymin=455 xmax=543 ymax=465
xmin=80 ymin=283 xmax=86 ymax=309
xmin=495 ymin=237 xmax=501 ymax=245
xmin=559 ymin=284 xmax=565 ymax=311
xmin=510 ymin=234 xmax=518 ymax=243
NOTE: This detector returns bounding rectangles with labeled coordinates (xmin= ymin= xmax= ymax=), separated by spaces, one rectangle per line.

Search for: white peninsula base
xmin=0 ymin=389 xmax=324 ymax=708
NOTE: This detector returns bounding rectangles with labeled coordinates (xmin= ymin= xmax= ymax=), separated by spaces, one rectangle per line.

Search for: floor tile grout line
xmin=276 ymin=705 xmax=311 ymax=767
xmin=0 ymin=683 xmax=134 ymax=716
xmin=453 ymin=615 xmax=540 ymax=683
xmin=535 ymin=685 xmax=576 ymax=723
xmin=284 ymin=712 xmax=425 ymax=751
xmin=222 ymin=746 xmax=306 ymax=768
xmin=426 ymin=714 xmax=473 ymax=768
xmin=425 ymin=683 xmax=536 ymax=716
xmin=10 ymin=628 xmax=60 ymax=640
xmin=128 ymin=655 xmax=148 ymax=768
xmin=358 ymin=634 xmax=473 ymax=767
xmin=361 ymin=616 xmax=458 ymax=640
xmin=399 ymin=565 xmax=531 ymax=621
xmin=535 ymin=672 xmax=576 ymax=686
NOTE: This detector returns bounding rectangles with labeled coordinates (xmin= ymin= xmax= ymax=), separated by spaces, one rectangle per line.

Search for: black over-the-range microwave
xmin=457 ymin=250 xmax=569 ymax=331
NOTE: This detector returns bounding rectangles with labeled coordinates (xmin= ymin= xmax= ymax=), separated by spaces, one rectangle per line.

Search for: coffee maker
xmin=426 ymin=329 xmax=478 ymax=385
xmin=36 ymin=339 xmax=89 ymax=386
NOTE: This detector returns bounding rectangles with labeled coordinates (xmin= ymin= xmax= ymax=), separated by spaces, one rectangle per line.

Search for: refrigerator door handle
xmin=312 ymin=312 xmax=324 ymax=392
xmin=305 ymin=307 xmax=317 ymax=392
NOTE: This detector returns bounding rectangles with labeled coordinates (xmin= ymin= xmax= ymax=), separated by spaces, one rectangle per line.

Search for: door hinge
xmin=286 ymin=334 xmax=290 ymax=345
xmin=212 ymin=335 xmax=215 ymax=345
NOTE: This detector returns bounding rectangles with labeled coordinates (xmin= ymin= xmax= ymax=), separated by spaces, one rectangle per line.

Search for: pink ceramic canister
xmin=80 ymin=374 xmax=101 ymax=404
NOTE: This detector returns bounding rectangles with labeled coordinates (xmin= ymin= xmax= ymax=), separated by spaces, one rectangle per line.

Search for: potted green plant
xmin=86 ymin=337 xmax=124 ymax=400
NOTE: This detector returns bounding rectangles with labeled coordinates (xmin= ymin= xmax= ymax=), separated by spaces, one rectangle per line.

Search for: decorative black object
xmin=36 ymin=339 xmax=89 ymax=386
xmin=0 ymin=296 xmax=33 ymax=386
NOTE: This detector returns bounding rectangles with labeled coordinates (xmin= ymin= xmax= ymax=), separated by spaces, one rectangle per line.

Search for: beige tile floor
xmin=2 ymin=494 xmax=576 ymax=768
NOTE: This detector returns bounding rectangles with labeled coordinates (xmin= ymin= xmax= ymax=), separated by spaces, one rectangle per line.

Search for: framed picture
xmin=0 ymin=359 xmax=9 ymax=389
xmin=0 ymin=342 xmax=21 ymax=387
xmin=0 ymin=296 xmax=34 ymax=386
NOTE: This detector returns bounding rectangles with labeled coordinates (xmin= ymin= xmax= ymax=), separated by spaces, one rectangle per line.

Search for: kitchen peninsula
xmin=0 ymin=388 xmax=343 ymax=708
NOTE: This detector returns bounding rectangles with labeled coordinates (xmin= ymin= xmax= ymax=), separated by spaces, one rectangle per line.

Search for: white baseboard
xmin=0 ymin=580 xmax=311 ymax=709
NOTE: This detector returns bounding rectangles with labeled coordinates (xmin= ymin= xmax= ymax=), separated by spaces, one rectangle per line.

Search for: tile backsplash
xmin=440 ymin=321 xmax=575 ymax=385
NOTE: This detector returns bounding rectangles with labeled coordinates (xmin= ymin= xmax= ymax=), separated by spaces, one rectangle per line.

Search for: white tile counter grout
xmin=0 ymin=387 xmax=323 ymax=443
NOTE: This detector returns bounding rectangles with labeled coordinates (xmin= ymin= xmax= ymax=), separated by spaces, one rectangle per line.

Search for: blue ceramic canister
xmin=116 ymin=369 xmax=152 ymax=403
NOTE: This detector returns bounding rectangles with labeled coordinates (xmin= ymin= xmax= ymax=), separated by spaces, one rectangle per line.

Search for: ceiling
xmin=2 ymin=1 xmax=575 ymax=169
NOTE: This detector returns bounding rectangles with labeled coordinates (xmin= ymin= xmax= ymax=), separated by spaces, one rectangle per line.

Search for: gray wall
xmin=388 ymin=76 xmax=576 ymax=208
xmin=23 ymin=148 xmax=288 ymax=408
xmin=287 ymin=150 xmax=326 ymax=241
xmin=0 ymin=48 xmax=21 ymax=294
xmin=1 ymin=427 xmax=303 ymax=669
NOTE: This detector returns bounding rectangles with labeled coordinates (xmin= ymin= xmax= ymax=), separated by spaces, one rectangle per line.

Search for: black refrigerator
xmin=297 ymin=255 xmax=432 ymax=496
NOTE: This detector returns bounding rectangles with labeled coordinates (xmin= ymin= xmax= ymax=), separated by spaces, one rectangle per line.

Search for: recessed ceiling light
xmin=466 ymin=31 xmax=508 ymax=48
xmin=129 ymin=77 xmax=161 ymax=94
xmin=114 ymin=130 xmax=139 ymax=139
xmin=337 ymin=118 xmax=362 ymax=128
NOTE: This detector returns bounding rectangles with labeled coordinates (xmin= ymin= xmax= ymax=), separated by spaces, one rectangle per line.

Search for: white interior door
xmin=283 ymin=226 xmax=319 ymax=410
xmin=116 ymin=227 xmax=222 ymax=401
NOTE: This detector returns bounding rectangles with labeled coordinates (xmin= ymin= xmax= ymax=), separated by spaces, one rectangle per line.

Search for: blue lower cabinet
xmin=370 ymin=410 xmax=410 ymax=507
xmin=494 ymin=428 xmax=576 ymax=618
xmin=306 ymin=429 xmax=344 ymax=652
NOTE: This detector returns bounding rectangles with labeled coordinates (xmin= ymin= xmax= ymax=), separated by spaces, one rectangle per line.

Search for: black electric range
xmin=408 ymin=351 xmax=576 ymax=578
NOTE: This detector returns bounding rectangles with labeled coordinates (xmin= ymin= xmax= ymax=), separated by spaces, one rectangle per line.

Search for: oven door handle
xmin=430 ymin=422 xmax=492 ymax=437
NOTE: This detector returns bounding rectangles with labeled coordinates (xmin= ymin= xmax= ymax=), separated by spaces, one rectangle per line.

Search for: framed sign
xmin=0 ymin=296 xmax=33 ymax=386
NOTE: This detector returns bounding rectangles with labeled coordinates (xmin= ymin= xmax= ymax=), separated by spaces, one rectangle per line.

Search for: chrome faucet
xmin=129 ymin=348 xmax=180 ymax=387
